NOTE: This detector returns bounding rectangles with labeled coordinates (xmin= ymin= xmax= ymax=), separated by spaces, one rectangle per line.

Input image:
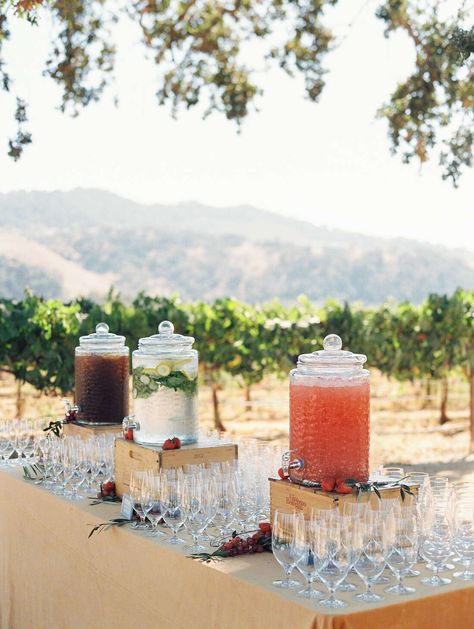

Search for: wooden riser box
xmin=115 ymin=438 xmax=238 ymax=498
xmin=270 ymin=478 xmax=417 ymax=522
xmin=63 ymin=421 xmax=122 ymax=439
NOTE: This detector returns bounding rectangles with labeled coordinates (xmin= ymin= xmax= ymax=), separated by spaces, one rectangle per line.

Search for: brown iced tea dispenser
xmin=75 ymin=323 xmax=129 ymax=425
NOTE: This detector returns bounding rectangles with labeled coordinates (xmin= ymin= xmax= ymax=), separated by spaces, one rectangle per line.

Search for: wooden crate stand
xmin=63 ymin=421 xmax=122 ymax=439
xmin=115 ymin=438 xmax=238 ymax=497
xmin=270 ymin=478 xmax=417 ymax=521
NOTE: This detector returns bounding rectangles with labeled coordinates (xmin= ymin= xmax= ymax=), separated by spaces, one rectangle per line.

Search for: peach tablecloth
xmin=0 ymin=468 xmax=473 ymax=629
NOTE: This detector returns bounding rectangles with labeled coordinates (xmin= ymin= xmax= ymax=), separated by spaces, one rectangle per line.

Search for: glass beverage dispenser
xmin=288 ymin=334 xmax=370 ymax=483
xmin=124 ymin=320 xmax=198 ymax=446
xmin=75 ymin=323 xmax=130 ymax=425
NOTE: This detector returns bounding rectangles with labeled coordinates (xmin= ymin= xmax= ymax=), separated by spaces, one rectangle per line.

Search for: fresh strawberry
xmin=335 ymin=479 xmax=353 ymax=494
xmin=277 ymin=467 xmax=287 ymax=479
xmin=162 ymin=438 xmax=175 ymax=450
xmin=321 ymin=478 xmax=336 ymax=493
xmin=125 ymin=428 xmax=134 ymax=441
xmin=102 ymin=481 xmax=116 ymax=495
xmin=258 ymin=522 xmax=271 ymax=534
xmin=171 ymin=436 xmax=181 ymax=449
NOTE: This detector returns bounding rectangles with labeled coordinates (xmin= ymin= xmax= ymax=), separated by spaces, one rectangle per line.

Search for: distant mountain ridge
xmin=0 ymin=188 xmax=472 ymax=304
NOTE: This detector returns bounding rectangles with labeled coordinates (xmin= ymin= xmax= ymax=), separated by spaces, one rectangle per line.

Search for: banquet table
xmin=0 ymin=468 xmax=473 ymax=629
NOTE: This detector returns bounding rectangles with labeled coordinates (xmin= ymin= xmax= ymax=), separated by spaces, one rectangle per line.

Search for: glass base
xmin=185 ymin=543 xmax=207 ymax=553
xmin=167 ymin=535 xmax=186 ymax=545
xmin=297 ymin=586 xmax=323 ymax=599
xmin=421 ymin=575 xmax=451 ymax=587
xmin=319 ymin=597 xmax=347 ymax=609
xmin=385 ymin=584 xmax=416 ymax=595
xmin=373 ymin=574 xmax=390 ymax=584
xmin=338 ymin=581 xmax=357 ymax=592
xmin=454 ymin=570 xmax=474 ymax=581
xmin=273 ymin=578 xmax=300 ymax=589
xmin=355 ymin=591 xmax=384 ymax=603
xmin=404 ymin=568 xmax=420 ymax=578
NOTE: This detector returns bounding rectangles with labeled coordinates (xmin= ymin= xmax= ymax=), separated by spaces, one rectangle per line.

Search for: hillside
xmin=0 ymin=189 xmax=472 ymax=303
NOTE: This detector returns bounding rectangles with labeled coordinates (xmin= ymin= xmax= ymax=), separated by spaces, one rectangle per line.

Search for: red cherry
xmin=125 ymin=428 xmax=134 ymax=441
xmin=321 ymin=478 xmax=336 ymax=493
xmin=171 ymin=437 xmax=181 ymax=449
xmin=335 ymin=480 xmax=353 ymax=494
xmin=277 ymin=467 xmax=287 ymax=480
xmin=258 ymin=522 xmax=271 ymax=534
xmin=162 ymin=439 xmax=175 ymax=450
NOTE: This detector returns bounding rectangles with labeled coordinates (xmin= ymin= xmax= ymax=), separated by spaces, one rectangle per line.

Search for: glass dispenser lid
xmin=78 ymin=322 xmax=126 ymax=351
xmin=138 ymin=320 xmax=195 ymax=352
xmin=297 ymin=334 xmax=367 ymax=370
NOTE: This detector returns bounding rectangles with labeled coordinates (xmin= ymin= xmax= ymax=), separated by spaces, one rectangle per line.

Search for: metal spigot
xmin=122 ymin=415 xmax=140 ymax=433
xmin=282 ymin=450 xmax=304 ymax=475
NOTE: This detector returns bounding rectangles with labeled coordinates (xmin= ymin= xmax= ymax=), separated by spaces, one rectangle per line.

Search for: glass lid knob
xmin=95 ymin=322 xmax=109 ymax=335
xmin=323 ymin=334 xmax=342 ymax=351
xmin=158 ymin=320 xmax=174 ymax=336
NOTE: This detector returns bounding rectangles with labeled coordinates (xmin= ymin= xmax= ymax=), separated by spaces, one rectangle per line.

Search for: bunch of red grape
xmin=218 ymin=523 xmax=272 ymax=558
xmin=190 ymin=523 xmax=272 ymax=561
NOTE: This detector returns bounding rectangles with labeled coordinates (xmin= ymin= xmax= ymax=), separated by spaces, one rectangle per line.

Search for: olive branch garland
xmin=87 ymin=518 xmax=134 ymax=539
xmin=42 ymin=419 xmax=64 ymax=438
xmin=344 ymin=477 xmax=415 ymax=502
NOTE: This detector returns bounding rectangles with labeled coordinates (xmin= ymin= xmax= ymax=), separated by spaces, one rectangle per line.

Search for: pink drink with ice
xmin=290 ymin=379 xmax=370 ymax=482
xmin=289 ymin=334 xmax=370 ymax=483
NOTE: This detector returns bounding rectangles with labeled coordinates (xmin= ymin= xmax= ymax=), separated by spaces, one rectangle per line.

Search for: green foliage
xmin=1 ymin=290 xmax=473 ymax=401
xmin=376 ymin=0 xmax=474 ymax=186
xmin=1 ymin=0 xmax=472 ymax=182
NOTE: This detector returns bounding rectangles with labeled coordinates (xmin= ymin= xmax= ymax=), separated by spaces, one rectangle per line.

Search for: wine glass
xmin=272 ymin=510 xmax=301 ymax=589
xmin=385 ymin=511 xmax=418 ymax=595
xmin=315 ymin=514 xmax=356 ymax=609
xmin=0 ymin=421 xmax=16 ymax=467
xmin=161 ymin=475 xmax=186 ymax=544
xmin=453 ymin=494 xmax=474 ymax=581
xmin=184 ymin=476 xmax=217 ymax=553
xmin=294 ymin=517 xmax=323 ymax=599
xmin=63 ymin=441 xmax=83 ymax=500
xmin=129 ymin=471 xmax=151 ymax=530
xmin=212 ymin=476 xmax=238 ymax=542
xmin=146 ymin=473 xmax=166 ymax=538
xmin=419 ymin=508 xmax=453 ymax=587
xmin=353 ymin=508 xmax=389 ymax=603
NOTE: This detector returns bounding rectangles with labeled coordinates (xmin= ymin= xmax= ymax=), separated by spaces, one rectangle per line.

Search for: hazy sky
xmin=0 ymin=1 xmax=472 ymax=250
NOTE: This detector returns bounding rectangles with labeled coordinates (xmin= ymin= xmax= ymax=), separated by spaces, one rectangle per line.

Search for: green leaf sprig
xmin=88 ymin=517 xmax=133 ymax=539
xmin=133 ymin=366 xmax=197 ymax=399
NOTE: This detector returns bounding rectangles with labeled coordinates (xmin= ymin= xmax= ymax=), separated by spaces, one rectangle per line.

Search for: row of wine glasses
xmin=129 ymin=467 xmax=228 ymax=550
xmin=0 ymin=418 xmax=45 ymax=466
xmin=126 ymin=445 xmax=282 ymax=551
xmin=272 ymin=476 xmax=474 ymax=609
xmin=35 ymin=434 xmax=116 ymax=499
